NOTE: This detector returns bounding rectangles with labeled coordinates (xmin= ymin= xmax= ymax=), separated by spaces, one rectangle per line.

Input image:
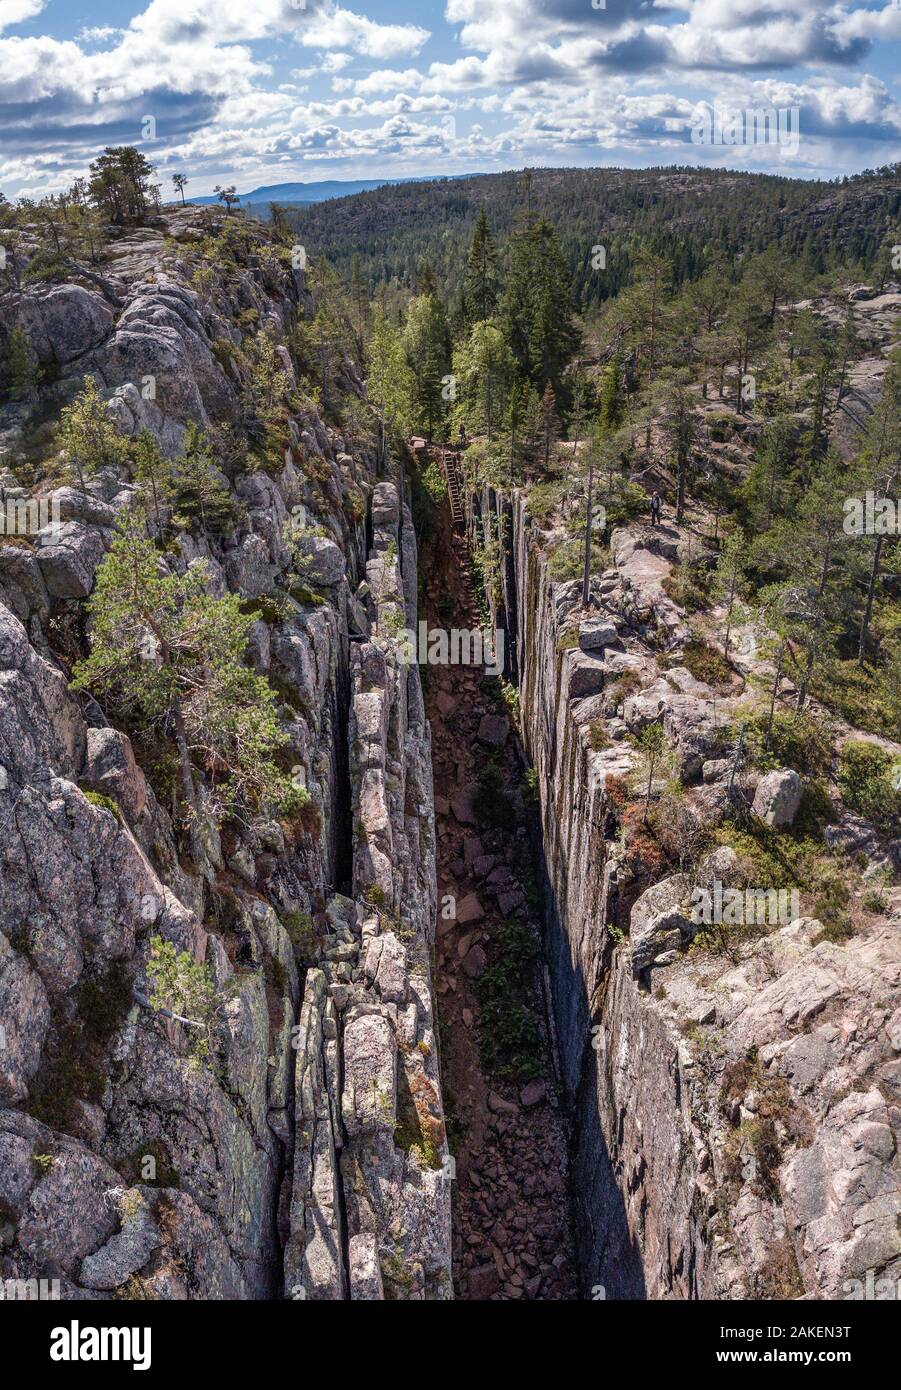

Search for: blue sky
xmin=1 ymin=0 xmax=900 ymax=199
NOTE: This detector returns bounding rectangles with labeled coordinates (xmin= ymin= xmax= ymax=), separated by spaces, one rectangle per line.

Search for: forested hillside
xmin=286 ymin=163 xmax=901 ymax=312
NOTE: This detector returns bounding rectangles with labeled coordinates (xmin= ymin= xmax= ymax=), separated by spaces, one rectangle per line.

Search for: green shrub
xmin=282 ymin=909 xmax=316 ymax=963
xmin=705 ymin=410 xmax=737 ymax=442
xmin=741 ymin=708 xmax=834 ymax=777
xmin=79 ymin=786 xmax=123 ymax=822
xmin=546 ymin=538 xmax=608 ymax=583
xmin=474 ymin=921 xmax=542 ymax=1080
xmin=526 ymin=480 xmax=566 ymax=524
xmin=147 ymin=935 xmax=218 ymax=1064
xmin=837 ymin=741 xmax=901 ymax=836
xmin=678 ymin=638 xmax=733 ymax=687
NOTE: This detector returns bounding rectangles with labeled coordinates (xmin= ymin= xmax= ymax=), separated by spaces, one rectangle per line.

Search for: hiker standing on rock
xmin=650 ymin=491 xmax=662 ymax=525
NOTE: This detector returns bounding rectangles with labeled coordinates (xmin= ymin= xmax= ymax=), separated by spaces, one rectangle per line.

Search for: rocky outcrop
xmin=0 ymin=211 xmax=449 ymax=1300
xmin=466 ymin=482 xmax=901 ymax=1301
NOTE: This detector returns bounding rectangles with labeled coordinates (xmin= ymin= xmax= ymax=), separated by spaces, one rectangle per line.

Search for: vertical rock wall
xmin=465 ymin=486 xmax=901 ymax=1302
xmin=0 ymin=213 xmax=451 ymax=1301
xmin=284 ymin=478 xmax=452 ymax=1300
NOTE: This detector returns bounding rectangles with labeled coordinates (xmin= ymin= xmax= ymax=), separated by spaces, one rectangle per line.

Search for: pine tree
xmin=539 ymin=382 xmax=558 ymax=470
xmin=214 ymin=185 xmax=240 ymax=215
xmin=4 ymin=323 xmax=41 ymax=402
xmin=89 ymin=147 xmax=156 ymax=223
xmin=133 ymin=429 xmax=173 ymax=536
xmin=774 ymin=450 xmax=850 ymax=710
xmin=566 ymin=370 xmax=593 ymax=456
xmin=856 ymin=360 xmax=901 ymax=664
xmin=742 ymin=414 xmax=797 ymax=530
xmin=713 ymin=531 xmax=750 ymax=659
xmin=59 ymin=375 xmax=129 ymax=491
xmin=71 ymin=514 xmax=305 ymax=842
xmin=247 ymin=329 xmax=291 ymax=420
xmin=665 ymin=381 xmax=695 ymax=524
xmin=624 ymin=251 xmax=671 ymax=448
xmin=462 ymin=206 xmax=499 ymax=324
xmin=171 ymin=424 xmax=237 ymax=538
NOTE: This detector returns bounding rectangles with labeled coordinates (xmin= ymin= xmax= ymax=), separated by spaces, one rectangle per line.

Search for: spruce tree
xmin=463 ymin=206 xmax=499 ymax=324
xmin=403 ymin=293 xmax=450 ymax=441
xmin=499 ymin=218 xmax=579 ymax=395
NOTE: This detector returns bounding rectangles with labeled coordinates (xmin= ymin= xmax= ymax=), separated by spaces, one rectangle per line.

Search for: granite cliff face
xmin=467 ymin=484 xmax=901 ymax=1301
xmin=0 ymin=211 xmax=449 ymax=1299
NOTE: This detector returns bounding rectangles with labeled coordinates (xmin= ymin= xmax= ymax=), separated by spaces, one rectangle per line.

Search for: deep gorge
xmin=2 ymin=203 xmax=899 ymax=1306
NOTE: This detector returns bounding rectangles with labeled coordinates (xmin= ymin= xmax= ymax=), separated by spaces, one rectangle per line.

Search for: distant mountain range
xmin=189 ymin=175 xmax=457 ymax=210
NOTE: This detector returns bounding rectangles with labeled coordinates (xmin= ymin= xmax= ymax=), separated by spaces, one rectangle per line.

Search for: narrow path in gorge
xmin=418 ymin=480 xmax=579 ymax=1301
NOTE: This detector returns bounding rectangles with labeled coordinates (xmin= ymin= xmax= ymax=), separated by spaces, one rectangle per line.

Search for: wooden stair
xmin=441 ymin=449 xmax=464 ymax=525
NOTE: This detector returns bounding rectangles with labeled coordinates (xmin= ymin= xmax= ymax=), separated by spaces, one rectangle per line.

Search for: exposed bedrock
xmin=0 ymin=214 xmax=450 ymax=1300
xmin=465 ymin=484 xmax=901 ymax=1301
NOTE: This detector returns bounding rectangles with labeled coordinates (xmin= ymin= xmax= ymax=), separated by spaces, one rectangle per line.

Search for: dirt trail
xmin=418 ymin=491 xmax=579 ymax=1301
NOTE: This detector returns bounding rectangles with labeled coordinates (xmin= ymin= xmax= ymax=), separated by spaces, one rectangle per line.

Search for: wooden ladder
xmin=442 ymin=449 xmax=464 ymax=525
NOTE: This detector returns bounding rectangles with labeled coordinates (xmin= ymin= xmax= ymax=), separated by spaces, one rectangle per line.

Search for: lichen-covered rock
xmin=295 ymin=534 xmax=346 ymax=587
xmin=468 ymin=482 xmax=901 ymax=1304
xmin=342 ymin=1013 xmax=397 ymax=1137
xmin=35 ymin=520 xmax=108 ymax=599
xmin=629 ymin=873 xmax=695 ymax=975
xmin=753 ymin=768 xmax=802 ymax=828
xmin=83 ymin=727 xmax=147 ymax=822
xmin=349 ymin=1232 xmax=384 ymax=1300
xmin=9 ymin=284 xmax=114 ymax=365
xmin=78 ymin=1201 xmax=161 ymax=1290
xmin=0 ymin=214 xmax=448 ymax=1306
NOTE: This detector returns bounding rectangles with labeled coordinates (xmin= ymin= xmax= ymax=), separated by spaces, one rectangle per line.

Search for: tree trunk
xmin=676 ymin=444 xmax=687 ymax=524
xmin=172 ymin=702 xmax=203 ymax=865
xmin=858 ymin=533 xmax=884 ymax=666
xmin=797 ymin=544 xmax=832 ymax=710
xmin=724 ymin=573 xmax=737 ymax=656
xmin=765 ymin=642 xmax=786 ymax=751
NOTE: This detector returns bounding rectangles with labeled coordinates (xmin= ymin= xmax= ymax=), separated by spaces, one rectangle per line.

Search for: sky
xmin=1 ymin=0 xmax=900 ymax=199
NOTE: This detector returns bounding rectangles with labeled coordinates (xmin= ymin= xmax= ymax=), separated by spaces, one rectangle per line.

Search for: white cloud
xmin=77 ymin=25 xmax=123 ymax=42
xmin=351 ymin=67 xmax=425 ymax=94
xmin=298 ymin=5 xmax=429 ymax=59
xmin=321 ymin=50 xmax=352 ymax=71
xmin=0 ymin=0 xmax=899 ymax=197
xmin=0 ymin=0 xmax=44 ymax=32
